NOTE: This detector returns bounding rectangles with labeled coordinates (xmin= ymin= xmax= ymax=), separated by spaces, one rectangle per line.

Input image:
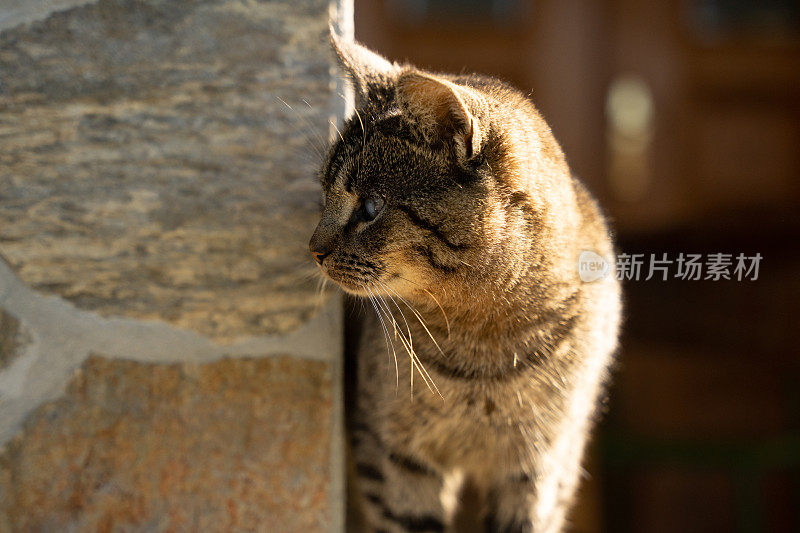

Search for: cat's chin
xmin=326 ymin=277 xmax=396 ymax=299
xmin=321 ymin=274 xmax=372 ymax=296
xmin=337 ymin=284 xmax=370 ymax=296
xmin=339 ymin=284 xmax=392 ymax=298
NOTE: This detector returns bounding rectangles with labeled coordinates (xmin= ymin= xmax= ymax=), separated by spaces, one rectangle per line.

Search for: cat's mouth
xmin=314 ymin=251 xmax=401 ymax=296
xmin=324 ymin=272 xmax=368 ymax=295
xmin=319 ymin=263 xmax=379 ymax=296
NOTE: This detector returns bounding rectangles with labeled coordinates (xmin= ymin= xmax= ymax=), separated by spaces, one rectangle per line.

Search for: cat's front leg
xmin=350 ymin=423 xmax=446 ymax=533
xmin=481 ymin=474 xmax=535 ymax=533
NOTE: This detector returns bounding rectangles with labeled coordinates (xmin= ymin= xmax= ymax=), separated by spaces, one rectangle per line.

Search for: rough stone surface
xmin=0 ymin=1 xmax=95 ymax=32
xmin=0 ymin=0 xmax=348 ymax=529
xmin=0 ymin=0 xmax=336 ymax=342
xmin=0 ymin=355 xmax=332 ymax=532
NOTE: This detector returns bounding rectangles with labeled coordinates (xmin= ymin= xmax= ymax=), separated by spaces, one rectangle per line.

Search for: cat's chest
xmin=371 ymin=367 xmax=557 ymax=473
xmin=357 ymin=310 xmax=564 ymax=468
xmin=377 ymin=386 xmax=546 ymax=476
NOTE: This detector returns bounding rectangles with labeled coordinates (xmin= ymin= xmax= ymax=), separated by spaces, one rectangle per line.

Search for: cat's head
xmin=310 ymin=34 xmax=569 ymax=307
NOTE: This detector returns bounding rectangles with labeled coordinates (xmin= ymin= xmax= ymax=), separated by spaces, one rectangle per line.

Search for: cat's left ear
xmin=396 ymin=72 xmax=484 ymax=161
xmin=330 ymin=26 xmax=398 ymax=103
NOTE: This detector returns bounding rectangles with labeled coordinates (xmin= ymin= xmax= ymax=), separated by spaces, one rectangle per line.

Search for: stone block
xmin=0 ymin=0 xmax=341 ymax=342
xmin=0 ymin=356 xmax=332 ymax=532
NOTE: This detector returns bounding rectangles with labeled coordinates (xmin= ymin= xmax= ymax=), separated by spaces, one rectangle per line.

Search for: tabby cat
xmin=310 ymin=32 xmax=621 ymax=533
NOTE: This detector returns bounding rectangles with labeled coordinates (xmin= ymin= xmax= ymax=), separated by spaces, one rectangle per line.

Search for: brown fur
xmin=311 ymin=32 xmax=621 ymax=533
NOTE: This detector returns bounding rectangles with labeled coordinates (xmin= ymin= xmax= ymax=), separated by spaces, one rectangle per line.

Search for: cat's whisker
xmin=382 ymin=292 xmax=414 ymax=354
xmin=353 ymin=107 xmax=367 ymax=182
xmin=364 ymin=285 xmax=399 ymax=392
xmin=416 ymin=363 xmax=442 ymax=398
xmin=372 ymin=287 xmax=423 ymax=396
xmin=313 ymin=277 xmax=330 ymax=309
xmin=376 ymin=279 xmax=447 ymax=359
xmin=275 ymin=96 xmax=328 ymax=159
xmin=370 ymin=287 xmax=402 ymax=344
xmin=370 ymin=264 xmax=452 ymax=340
xmin=314 ymin=275 xmax=324 ymax=298
xmin=298 ymin=268 xmax=317 ymax=281
xmin=370 ymin=286 xmax=429 ymax=397
xmin=329 ymin=119 xmax=345 ymax=144
xmin=371 ymin=285 xmax=399 ymax=339
xmin=353 ymin=107 xmax=367 ymax=148
xmin=376 ymin=288 xmax=442 ymax=399
xmin=421 ymin=287 xmax=451 ymax=339
xmin=407 ymin=343 xmax=441 ymax=399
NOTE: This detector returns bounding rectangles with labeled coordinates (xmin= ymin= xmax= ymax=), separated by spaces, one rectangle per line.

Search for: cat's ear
xmin=330 ymin=26 xmax=398 ymax=102
xmin=396 ymin=72 xmax=483 ymax=160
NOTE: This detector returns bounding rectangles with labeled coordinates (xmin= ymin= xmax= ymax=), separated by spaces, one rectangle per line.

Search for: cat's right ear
xmin=396 ymin=72 xmax=484 ymax=162
xmin=330 ymin=25 xmax=398 ymax=102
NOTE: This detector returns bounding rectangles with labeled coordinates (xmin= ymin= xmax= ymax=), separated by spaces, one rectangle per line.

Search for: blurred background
xmin=355 ymin=1 xmax=799 ymax=531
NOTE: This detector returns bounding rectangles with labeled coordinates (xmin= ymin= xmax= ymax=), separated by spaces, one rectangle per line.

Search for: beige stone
xmin=0 ymin=355 xmax=333 ymax=532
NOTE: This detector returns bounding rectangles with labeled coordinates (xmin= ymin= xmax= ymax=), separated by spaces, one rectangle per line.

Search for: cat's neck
xmin=380 ymin=286 xmax=577 ymax=383
xmin=403 ymin=269 xmax=579 ymax=353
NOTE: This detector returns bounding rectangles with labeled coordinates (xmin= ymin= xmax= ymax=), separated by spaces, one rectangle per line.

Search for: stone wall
xmin=0 ymin=0 xmax=350 ymax=530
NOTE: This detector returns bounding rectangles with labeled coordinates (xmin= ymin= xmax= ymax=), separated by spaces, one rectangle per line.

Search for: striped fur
xmin=313 ymin=34 xmax=621 ymax=532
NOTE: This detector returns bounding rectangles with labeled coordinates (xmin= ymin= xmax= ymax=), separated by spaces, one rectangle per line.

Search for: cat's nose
xmin=311 ymin=249 xmax=330 ymax=265
xmin=309 ymin=235 xmax=332 ymax=265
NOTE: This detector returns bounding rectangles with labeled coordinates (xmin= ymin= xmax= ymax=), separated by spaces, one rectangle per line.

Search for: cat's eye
xmin=362 ymin=196 xmax=384 ymax=221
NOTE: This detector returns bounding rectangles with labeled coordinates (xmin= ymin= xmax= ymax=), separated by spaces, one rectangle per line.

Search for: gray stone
xmin=0 ymin=0 xmax=339 ymax=342
xmin=0 ymin=1 xmax=97 ymax=32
